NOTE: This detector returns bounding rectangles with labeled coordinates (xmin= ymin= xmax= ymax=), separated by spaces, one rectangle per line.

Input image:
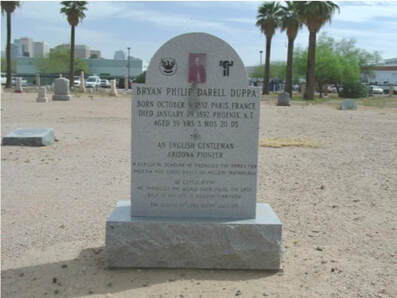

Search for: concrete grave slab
xmin=2 ymin=128 xmax=55 ymax=146
xmin=340 ymin=99 xmax=357 ymax=110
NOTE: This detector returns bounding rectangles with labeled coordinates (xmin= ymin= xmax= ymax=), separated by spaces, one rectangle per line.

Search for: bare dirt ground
xmin=1 ymin=90 xmax=396 ymax=298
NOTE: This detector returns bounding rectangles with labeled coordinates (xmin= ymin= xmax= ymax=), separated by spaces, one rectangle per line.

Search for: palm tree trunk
xmin=304 ymin=30 xmax=317 ymax=100
xmin=6 ymin=11 xmax=12 ymax=88
xmin=263 ymin=37 xmax=272 ymax=95
xmin=285 ymin=37 xmax=294 ymax=98
xmin=69 ymin=25 xmax=75 ymax=88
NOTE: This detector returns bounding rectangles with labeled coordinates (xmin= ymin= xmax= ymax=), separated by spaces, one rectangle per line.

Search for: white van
xmin=85 ymin=76 xmax=101 ymax=88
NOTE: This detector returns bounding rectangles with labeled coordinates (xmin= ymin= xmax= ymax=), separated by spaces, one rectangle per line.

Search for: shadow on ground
xmin=1 ymin=246 xmax=277 ymax=297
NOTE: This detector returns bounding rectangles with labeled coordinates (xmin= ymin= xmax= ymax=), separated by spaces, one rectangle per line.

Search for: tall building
xmin=19 ymin=37 xmax=33 ymax=57
xmin=53 ymin=44 xmax=91 ymax=58
xmin=90 ymin=50 xmax=101 ymax=59
xmin=114 ymin=50 xmax=126 ymax=60
xmin=75 ymin=45 xmax=91 ymax=58
xmin=33 ymin=41 xmax=49 ymax=58
xmin=10 ymin=40 xmax=23 ymax=59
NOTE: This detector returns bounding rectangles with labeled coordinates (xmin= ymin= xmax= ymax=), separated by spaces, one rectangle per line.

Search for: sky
xmin=1 ymin=1 xmax=397 ymax=67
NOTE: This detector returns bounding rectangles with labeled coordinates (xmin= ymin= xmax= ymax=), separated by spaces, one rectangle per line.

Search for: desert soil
xmin=1 ymin=90 xmax=396 ymax=298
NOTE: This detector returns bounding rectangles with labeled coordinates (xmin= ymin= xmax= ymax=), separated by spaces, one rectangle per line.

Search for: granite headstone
xmin=15 ymin=77 xmax=23 ymax=93
xmin=277 ymin=92 xmax=290 ymax=106
xmin=36 ymin=86 xmax=48 ymax=103
xmin=52 ymin=78 xmax=71 ymax=101
xmin=106 ymin=33 xmax=282 ymax=270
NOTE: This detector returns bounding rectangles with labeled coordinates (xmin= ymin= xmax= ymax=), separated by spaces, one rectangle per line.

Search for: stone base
xmin=106 ymin=201 xmax=282 ymax=270
xmin=2 ymin=128 xmax=55 ymax=146
xmin=37 ymin=96 xmax=48 ymax=103
xmin=52 ymin=94 xmax=71 ymax=101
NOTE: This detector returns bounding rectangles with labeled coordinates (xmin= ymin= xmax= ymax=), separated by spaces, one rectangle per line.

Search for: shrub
xmin=134 ymin=71 xmax=146 ymax=83
xmin=339 ymin=82 xmax=368 ymax=98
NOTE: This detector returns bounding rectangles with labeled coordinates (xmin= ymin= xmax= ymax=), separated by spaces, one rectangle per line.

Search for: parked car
xmin=85 ymin=76 xmax=101 ymax=88
xmin=369 ymin=85 xmax=384 ymax=94
xmin=11 ymin=77 xmax=28 ymax=86
xmin=74 ymin=76 xmax=81 ymax=87
xmin=1 ymin=72 xmax=6 ymax=85
xmin=100 ymin=79 xmax=110 ymax=88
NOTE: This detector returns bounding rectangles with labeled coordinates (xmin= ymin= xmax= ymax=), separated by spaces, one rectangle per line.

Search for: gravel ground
xmin=1 ymin=91 xmax=396 ymax=298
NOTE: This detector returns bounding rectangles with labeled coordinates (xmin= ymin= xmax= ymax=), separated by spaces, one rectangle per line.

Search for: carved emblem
xmin=190 ymin=129 xmax=201 ymax=140
xmin=219 ymin=60 xmax=234 ymax=76
xmin=159 ymin=57 xmax=177 ymax=76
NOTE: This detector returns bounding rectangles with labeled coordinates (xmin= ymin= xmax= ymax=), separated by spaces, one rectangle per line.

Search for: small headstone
xmin=35 ymin=73 xmax=40 ymax=86
xmin=300 ymin=83 xmax=306 ymax=95
xmin=15 ymin=78 xmax=23 ymax=93
xmin=124 ymin=76 xmax=128 ymax=90
xmin=389 ymin=84 xmax=393 ymax=97
xmin=80 ymin=71 xmax=86 ymax=93
xmin=340 ymin=98 xmax=357 ymax=110
xmin=2 ymin=128 xmax=55 ymax=146
xmin=277 ymin=92 xmax=290 ymax=106
xmin=52 ymin=78 xmax=71 ymax=101
xmin=36 ymin=86 xmax=48 ymax=103
xmin=106 ymin=32 xmax=282 ymax=270
xmin=110 ymin=79 xmax=118 ymax=96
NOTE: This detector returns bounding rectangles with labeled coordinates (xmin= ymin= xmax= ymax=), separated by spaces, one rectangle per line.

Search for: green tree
xmin=280 ymin=1 xmax=302 ymax=98
xmin=134 ymin=71 xmax=146 ymax=83
xmin=1 ymin=57 xmax=16 ymax=73
xmin=296 ymin=1 xmax=339 ymax=99
xmin=334 ymin=37 xmax=382 ymax=82
xmin=60 ymin=1 xmax=87 ymax=87
xmin=251 ymin=61 xmax=286 ymax=81
xmin=293 ymin=33 xmax=361 ymax=97
xmin=256 ymin=1 xmax=281 ymax=95
xmin=1 ymin=1 xmax=20 ymax=88
xmin=34 ymin=49 xmax=89 ymax=75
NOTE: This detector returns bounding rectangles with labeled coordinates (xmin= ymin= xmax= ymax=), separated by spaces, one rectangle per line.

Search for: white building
xmin=361 ymin=58 xmax=397 ymax=84
xmin=114 ymin=50 xmax=126 ymax=60
xmin=18 ymin=37 xmax=33 ymax=57
xmin=33 ymin=41 xmax=49 ymax=58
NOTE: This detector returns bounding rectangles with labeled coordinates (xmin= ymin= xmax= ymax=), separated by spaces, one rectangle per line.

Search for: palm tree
xmin=60 ymin=1 xmax=87 ymax=88
xmin=296 ymin=1 xmax=339 ymax=99
xmin=256 ymin=2 xmax=281 ymax=95
xmin=280 ymin=2 xmax=302 ymax=98
xmin=1 ymin=1 xmax=20 ymax=88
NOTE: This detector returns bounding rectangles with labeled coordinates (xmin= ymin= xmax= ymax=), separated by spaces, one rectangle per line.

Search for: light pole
xmin=127 ymin=47 xmax=131 ymax=89
xmin=259 ymin=50 xmax=263 ymax=65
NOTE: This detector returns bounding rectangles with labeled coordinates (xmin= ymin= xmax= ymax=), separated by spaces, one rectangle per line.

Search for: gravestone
xmin=106 ymin=33 xmax=282 ymax=270
xmin=80 ymin=71 xmax=86 ymax=93
xmin=124 ymin=76 xmax=128 ymax=90
xmin=36 ymin=86 xmax=48 ymax=103
xmin=52 ymin=78 xmax=71 ymax=101
xmin=2 ymin=128 xmax=55 ymax=146
xmin=110 ymin=79 xmax=118 ymax=96
xmin=300 ymin=83 xmax=306 ymax=95
xmin=35 ymin=73 xmax=40 ymax=86
xmin=389 ymin=84 xmax=393 ymax=97
xmin=340 ymin=98 xmax=357 ymax=110
xmin=15 ymin=78 xmax=23 ymax=93
xmin=277 ymin=92 xmax=290 ymax=106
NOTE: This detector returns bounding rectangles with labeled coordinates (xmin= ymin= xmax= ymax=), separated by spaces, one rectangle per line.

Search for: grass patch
xmin=259 ymin=137 xmax=321 ymax=148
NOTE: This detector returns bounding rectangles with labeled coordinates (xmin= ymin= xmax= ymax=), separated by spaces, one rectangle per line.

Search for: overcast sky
xmin=1 ymin=1 xmax=396 ymax=67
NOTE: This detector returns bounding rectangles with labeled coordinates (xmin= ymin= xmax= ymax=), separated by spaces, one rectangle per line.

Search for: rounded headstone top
xmin=146 ymin=32 xmax=249 ymax=88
